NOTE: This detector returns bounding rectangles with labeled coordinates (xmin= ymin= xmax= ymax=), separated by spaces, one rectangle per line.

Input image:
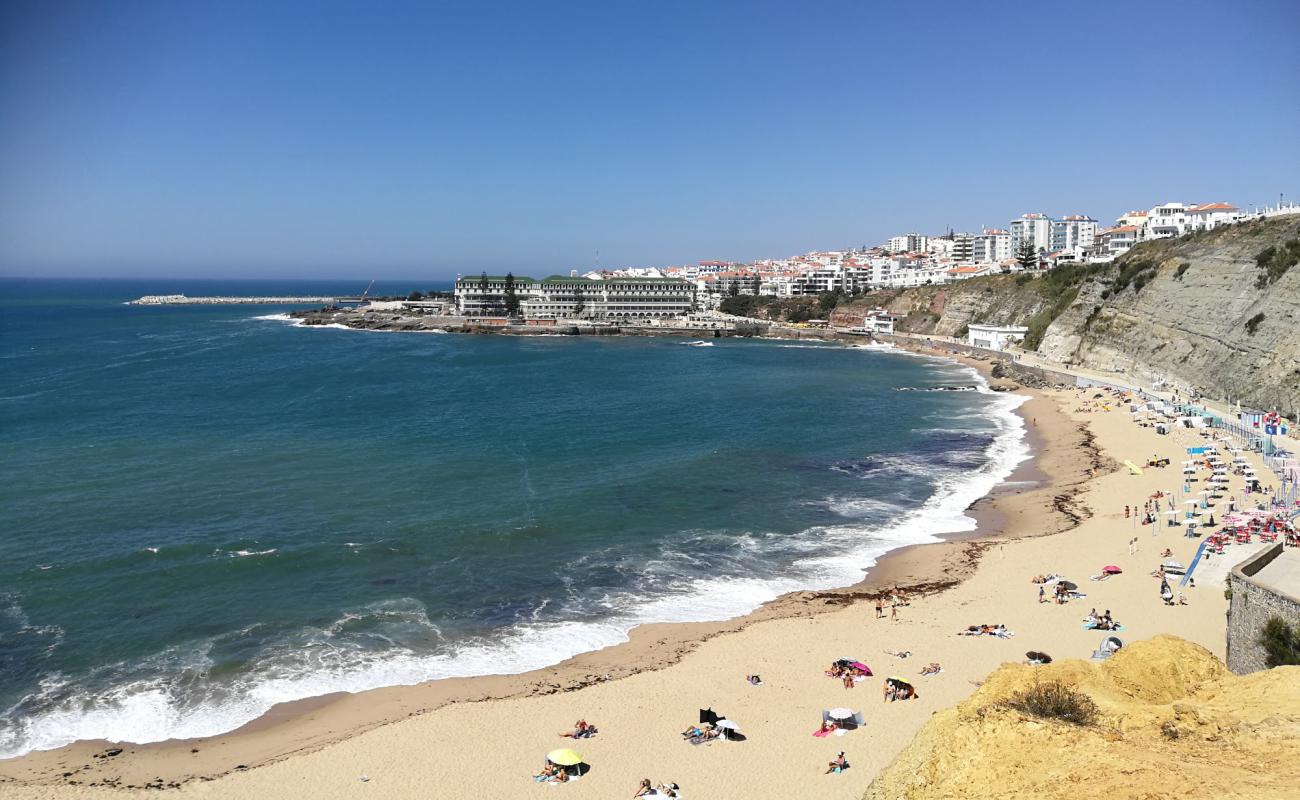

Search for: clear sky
xmin=2 ymin=0 xmax=1298 ymax=280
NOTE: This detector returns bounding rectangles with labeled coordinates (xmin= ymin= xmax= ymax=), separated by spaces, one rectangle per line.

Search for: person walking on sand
xmin=1038 ymin=585 xmax=1046 ymax=604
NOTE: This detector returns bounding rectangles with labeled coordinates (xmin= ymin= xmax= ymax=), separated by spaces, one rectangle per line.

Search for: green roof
xmin=458 ymin=274 xmax=689 ymax=285
xmin=457 ymin=275 xmax=537 ymax=283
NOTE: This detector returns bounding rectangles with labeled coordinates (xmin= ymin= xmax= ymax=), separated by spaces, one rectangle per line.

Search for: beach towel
xmin=1082 ymin=622 xmax=1125 ymax=631
xmin=812 ymin=728 xmax=831 ymax=738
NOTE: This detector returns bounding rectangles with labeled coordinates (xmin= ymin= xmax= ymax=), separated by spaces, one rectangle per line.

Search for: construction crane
xmin=359 ymin=280 xmax=375 ymax=303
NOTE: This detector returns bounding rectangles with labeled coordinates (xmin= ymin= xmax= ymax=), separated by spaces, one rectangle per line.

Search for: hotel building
xmin=454 ymin=275 xmax=695 ymax=320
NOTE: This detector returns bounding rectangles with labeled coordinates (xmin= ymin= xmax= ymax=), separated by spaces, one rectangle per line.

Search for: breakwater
xmin=130 ymin=294 xmax=338 ymax=305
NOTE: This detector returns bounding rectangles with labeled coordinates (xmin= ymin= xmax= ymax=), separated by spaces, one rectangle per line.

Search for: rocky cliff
xmin=864 ymin=636 xmax=1300 ymax=800
xmin=835 ymin=216 xmax=1300 ymax=412
xmin=1038 ymin=216 xmax=1300 ymax=413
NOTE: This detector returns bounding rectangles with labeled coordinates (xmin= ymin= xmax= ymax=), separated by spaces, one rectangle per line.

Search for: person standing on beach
xmin=891 ymin=604 xmax=898 ymax=621
xmin=1038 ymin=585 xmax=1046 ymax=604
xmin=875 ymin=598 xmax=884 ymax=619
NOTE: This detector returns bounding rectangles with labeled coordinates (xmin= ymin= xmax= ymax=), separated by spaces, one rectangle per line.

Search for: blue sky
xmin=2 ymin=0 xmax=1298 ymax=280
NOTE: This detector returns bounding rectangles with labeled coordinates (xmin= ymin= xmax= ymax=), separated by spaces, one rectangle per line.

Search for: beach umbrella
xmin=849 ymin=661 xmax=873 ymax=675
xmin=714 ymin=719 xmax=739 ymax=739
xmin=547 ymin=748 xmax=583 ymax=767
xmin=827 ymin=707 xmax=854 ymax=721
xmin=1059 ymin=580 xmax=1078 ymax=591
xmin=1184 ymin=499 xmax=1201 ymax=505
xmin=1102 ymin=565 xmax=1122 ymax=574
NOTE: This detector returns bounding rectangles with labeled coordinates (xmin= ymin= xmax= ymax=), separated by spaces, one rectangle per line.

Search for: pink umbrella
xmin=849 ymin=661 xmax=873 ymax=676
xmin=1101 ymin=565 xmax=1122 ymax=575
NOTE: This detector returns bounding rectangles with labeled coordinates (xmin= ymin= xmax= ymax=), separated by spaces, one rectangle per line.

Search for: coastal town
xmin=443 ymin=199 xmax=1300 ymax=321
xmin=7 ymin=2 xmax=1300 ymax=798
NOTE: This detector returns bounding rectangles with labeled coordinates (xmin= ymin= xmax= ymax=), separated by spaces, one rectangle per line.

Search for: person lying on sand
xmin=885 ymin=649 xmax=911 ymax=658
xmin=746 ymin=674 xmax=762 ymax=686
xmin=657 ymin=782 xmax=681 ymax=798
xmin=535 ymin=762 xmax=558 ymax=782
xmin=825 ymin=751 xmax=849 ymax=774
xmin=635 ymin=778 xmax=653 ymax=797
xmin=842 ymin=673 xmax=855 ymax=689
xmin=680 ymin=725 xmax=703 ymax=740
xmin=920 ymin=662 xmax=941 ymax=675
xmin=559 ymin=719 xmax=595 ymax=738
xmin=1161 ymin=548 xmax=1174 ymax=558
xmin=959 ymin=624 xmax=1013 ymax=638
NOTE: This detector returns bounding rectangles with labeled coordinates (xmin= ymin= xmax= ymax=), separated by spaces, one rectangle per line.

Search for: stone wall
xmin=1227 ymin=543 xmax=1300 ymax=673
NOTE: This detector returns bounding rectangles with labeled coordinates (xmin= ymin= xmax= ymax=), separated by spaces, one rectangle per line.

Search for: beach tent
xmin=1091 ymin=636 xmax=1124 ymax=660
xmin=699 ymin=708 xmax=722 ymax=726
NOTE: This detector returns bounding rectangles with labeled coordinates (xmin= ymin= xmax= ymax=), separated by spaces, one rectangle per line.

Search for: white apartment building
xmin=1145 ymin=202 xmax=1194 ymax=239
xmin=886 ymin=233 xmax=928 ymax=254
xmin=1009 ymin=213 xmax=1053 ymax=254
xmin=1092 ymin=226 xmax=1139 ymax=261
xmin=788 ymin=265 xmax=871 ymax=295
xmin=927 ymin=237 xmax=956 ymax=258
xmin=1051 ymin=215 xmax=1097 ymax=253
xmin=1186 ymin=202 xmax=1241 ymax=231
xmin=1115 ymin=202 xmax=1242 ymax=243
xmin=950 ymin=232 xmax=975 ymax=262
xmin=972 ymin=229 xmax=1011 ymax=263
xmin=454 ymin=275 xmax=695 ymax=320
xmin=968 ymin=324 xmax=1028 ymax=352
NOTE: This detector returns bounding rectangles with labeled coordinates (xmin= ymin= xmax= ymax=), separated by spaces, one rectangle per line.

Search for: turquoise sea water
xmin=0 ymin=278 xmax=1026 ymax=757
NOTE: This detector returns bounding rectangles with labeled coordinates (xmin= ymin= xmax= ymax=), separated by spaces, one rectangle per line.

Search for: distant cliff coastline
xmin=832 ymin=215 xmax=1300 ymax=412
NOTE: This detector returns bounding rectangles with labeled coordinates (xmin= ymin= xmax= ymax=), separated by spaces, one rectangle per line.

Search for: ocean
xmin=0 ymin=277 xmax=1027 ymax=759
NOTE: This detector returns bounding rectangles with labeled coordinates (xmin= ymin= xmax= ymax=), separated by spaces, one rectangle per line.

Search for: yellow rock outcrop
xmin=864 ymin=635 xmax=1300 ymax=800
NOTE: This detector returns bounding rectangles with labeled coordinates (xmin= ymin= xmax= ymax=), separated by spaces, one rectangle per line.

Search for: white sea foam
xmin=0 ymin=359 xmax=1029 ymax=759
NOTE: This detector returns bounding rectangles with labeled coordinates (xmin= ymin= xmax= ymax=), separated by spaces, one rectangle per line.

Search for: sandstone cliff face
xmin=864 ymin=636 xmax=1300 ymax=800
xmin=1039 ymin=216 xmax=1300 ymax=413
xmin=831 ymin=276 xmax=1053 ymax=337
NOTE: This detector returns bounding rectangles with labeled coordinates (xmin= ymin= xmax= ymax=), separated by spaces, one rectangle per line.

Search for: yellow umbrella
xmin=547 ymin=748 xmax=583 ymax=767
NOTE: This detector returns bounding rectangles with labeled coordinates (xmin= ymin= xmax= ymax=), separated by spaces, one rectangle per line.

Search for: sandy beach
xmin=0 ymin=356 xmax=1276 ymax=800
